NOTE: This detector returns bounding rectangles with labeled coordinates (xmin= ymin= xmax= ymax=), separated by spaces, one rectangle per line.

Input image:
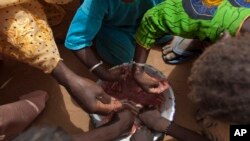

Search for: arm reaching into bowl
xmin=52 ymin=62 xmax=123 ymax=115
xmin=139 ymin=108 xmax=212 ymax=141
xmin=12 ymin=110 xmax=135 ymax=141
xmin=73 ymin=110 xmax=135 ymax=141
xmin=74 ymin=47 xmax=128 ymax=82
xmin=132 ymin=46 xmax=169 ymax=94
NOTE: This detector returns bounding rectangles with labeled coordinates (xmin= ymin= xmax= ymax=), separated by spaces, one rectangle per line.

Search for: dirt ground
xmin=0 ymin=1 xmax=202 ymax=140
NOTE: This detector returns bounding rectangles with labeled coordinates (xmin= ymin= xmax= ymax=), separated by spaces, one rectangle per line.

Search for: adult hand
xmin=133 ymin=66 xmax=169 ymax=94
xmin=69 ymin=77 xmax=123 ymax=115
xmin=139 ymin=108 xmax=171 ymax=132
xmin=130 ymin=127 xmax=154 ymax=141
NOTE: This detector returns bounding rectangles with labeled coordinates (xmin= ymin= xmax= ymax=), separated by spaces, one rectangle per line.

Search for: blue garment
xmin=65 ymin=0 xmax=166 ymax=65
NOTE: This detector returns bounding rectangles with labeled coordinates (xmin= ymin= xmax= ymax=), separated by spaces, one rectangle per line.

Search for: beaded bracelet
xmin=89 ymin=61 xmax=103 ymax=72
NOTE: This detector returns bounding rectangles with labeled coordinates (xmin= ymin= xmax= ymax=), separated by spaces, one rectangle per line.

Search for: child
xmin=188 ymin=33 xmax=250 ymax=141
xmin=64 ymin=0 xmax=172 ymax=82
xmin=132 ymin=0 xmax=250 ymax=94
xmin=0 ymin=0 xmax=121 ymax=115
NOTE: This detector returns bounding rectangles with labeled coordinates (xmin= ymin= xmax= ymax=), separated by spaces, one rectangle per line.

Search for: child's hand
xmin=138 ymin=108 xmax=170 ymax=132
xmin=111 ymin=109 xmax=135 ymax=134
xmin=97 ymin=65 xmax=129 ymax=82
xmin=133 ymin=66 xmax=169 ymax=94
xmin=106 ymin=66 xmax=129 ymax=81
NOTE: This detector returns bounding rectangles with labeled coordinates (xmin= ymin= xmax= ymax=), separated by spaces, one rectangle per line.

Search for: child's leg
xmin=0 ymin=90 xmax=48 ymax=141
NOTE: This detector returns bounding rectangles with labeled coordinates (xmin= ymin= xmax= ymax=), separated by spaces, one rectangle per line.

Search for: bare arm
xmin=73 ymin=110 xmax=134 ymax=141
xmin=139 ymin=109 xmax=211 ymax=141
xmin=51 ymin=61 xmax=122 ymax=114
xmin=74 ymin=47 xmax=113 ymax=80
xmin=167 ymin=121 xmax=211 ymax=141
xmin=74 ymin=47 xmax=127 ymax=81
xmin=132 ymin=44 xmax=168 ymax=94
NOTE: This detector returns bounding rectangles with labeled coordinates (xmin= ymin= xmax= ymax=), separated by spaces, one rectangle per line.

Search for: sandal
xmin=162 ymin=36 xmax=203 ymax=64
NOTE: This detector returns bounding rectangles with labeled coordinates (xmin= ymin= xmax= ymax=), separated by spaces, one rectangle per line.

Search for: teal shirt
xmin=65 ymin=0 xmax=164 ymax=50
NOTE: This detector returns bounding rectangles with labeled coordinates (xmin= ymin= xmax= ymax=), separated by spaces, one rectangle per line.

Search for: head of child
xmin=12 ymin=126 xmax=71 ymax=141
xmin=189 ymin=33 xmax=250 ymax=124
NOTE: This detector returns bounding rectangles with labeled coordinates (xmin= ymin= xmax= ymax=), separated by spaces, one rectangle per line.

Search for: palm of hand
xmin=69 ymin=77 xmax=123 ymax=114
xmin=134 ymin=71 xmax=168 ymax=94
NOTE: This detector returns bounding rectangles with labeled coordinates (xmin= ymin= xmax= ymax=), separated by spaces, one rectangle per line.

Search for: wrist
xmin=89 ymin=61 xmax=103 ymax=72
xmin=132 ymin=63 xmax=144 ymax=76
xmin=91 ymin=63 xmax=112 ymax=81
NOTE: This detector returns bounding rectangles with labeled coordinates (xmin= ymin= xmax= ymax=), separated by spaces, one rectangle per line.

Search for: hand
xmin=72 ymin=110 xmax=135 ymax=141
xmin=130 ymin=127 xmax=153 ymax=141
xmin=133 ymin=66 xmax=169 ymax=94
xmin=110 ymin=109 xmax=135 ymax=134
xmin=106 ymin=66 xmax=129 ymax=81
xmin=69 ymin=77 xmax=123 ymax=115
xmin=122 ymin=100 xmax=142 ymax=115
xmin=139 ymin=108 xmax=170 ymax=132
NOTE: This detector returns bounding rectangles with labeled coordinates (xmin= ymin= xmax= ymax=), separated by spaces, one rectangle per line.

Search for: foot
xmin=162 ymin=37 xmax=205 ymax=64
xmin=162 ymin=45 xmax=179 ymax=61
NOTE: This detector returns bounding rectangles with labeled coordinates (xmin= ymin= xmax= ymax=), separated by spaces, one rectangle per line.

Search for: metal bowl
xmin=90 ymin=63 xmax=175 ymax=141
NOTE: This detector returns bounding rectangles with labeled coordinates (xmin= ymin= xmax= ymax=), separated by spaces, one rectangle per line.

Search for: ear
xmin=219 ymin=31 xmax=231 ymax=41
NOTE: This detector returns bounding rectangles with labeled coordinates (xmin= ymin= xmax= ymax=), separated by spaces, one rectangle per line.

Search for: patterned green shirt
xmin=135 ymin=0 xmax=250 ymax=49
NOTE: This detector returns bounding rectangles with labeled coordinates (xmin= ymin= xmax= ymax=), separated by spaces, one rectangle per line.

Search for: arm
xmin=132 ymin=44 xmax=169 ymax=94
xmin=139 ymin=108 xmax=211 ymax=141
xmin=167 ymin=121 xmax=211 ymax=141
xmin=74 ymin=47 xmax=126 ymax=81
xmin=65 ymin=0 xmax=125 ymax=81
xmin=132 ymin=3 xmax=171 ymax=94
xmin=73 ymin=110 xmax=135 ymax=141
xmin=51 ymin=61 xmax=122 ymax=114
xmin=74 ymin=47 xmax=110 ymax=79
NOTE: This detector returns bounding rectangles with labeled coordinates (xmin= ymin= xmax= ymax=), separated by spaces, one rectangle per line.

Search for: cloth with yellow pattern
xmin=0 ymin=0 xmax=71 ymax=73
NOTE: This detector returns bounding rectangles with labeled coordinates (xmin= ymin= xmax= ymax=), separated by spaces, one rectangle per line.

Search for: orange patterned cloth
xmin=0 ymin=0 xmax=71 ymax=73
